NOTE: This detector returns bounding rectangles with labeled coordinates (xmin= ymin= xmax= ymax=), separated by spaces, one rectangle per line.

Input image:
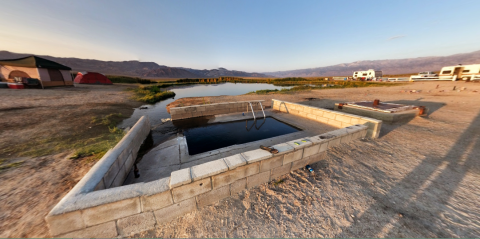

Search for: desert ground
xmin=1 ymin=81 xmax=479 ymax=237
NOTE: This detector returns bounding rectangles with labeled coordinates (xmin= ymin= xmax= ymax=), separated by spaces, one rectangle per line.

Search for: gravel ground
xmin=133 ymin=81 xmax=480 ymax=238
xmin=0 ymin=84 xmax=141 ymax=238
xmin=1 ymin=81 xmax=480 ymax=238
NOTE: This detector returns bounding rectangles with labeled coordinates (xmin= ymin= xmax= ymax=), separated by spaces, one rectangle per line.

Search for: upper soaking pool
xmin=180 ymin=117 xmax=301 ymax=155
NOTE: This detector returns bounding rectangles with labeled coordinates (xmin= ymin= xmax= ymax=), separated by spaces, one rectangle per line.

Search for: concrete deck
xmin=124 ymin=109 xmax=337 ymax=185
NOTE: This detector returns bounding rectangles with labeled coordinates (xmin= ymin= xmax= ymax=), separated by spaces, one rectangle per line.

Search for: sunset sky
xmin=1 ymin=0 xmax=479 ymax=72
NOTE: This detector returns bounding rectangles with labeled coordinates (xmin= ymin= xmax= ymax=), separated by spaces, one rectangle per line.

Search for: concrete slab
xmin=223 ymin=154 xmax=247 ymax=170
xmin=241 ymin=149 xmax=273 ymax=163
xmin=191 ymin=159 xmax=228 ymax=181
xmin=138 ymin=145 xmax=180 ymax=171
xmin=170 ymin=168 xmax=191 ymax=188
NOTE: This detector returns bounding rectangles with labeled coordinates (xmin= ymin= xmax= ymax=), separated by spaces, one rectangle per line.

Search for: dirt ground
xmin=1 ymin=81 xmax=480 ymax=238
xmin=0 ymin=85 xmax=141 ymax=238
xmin=134 ymin=81 xmax=480 ymax=238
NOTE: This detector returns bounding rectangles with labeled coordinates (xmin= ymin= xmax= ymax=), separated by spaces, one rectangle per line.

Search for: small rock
xmin=351 ymin=215 xmax=355 ymax=218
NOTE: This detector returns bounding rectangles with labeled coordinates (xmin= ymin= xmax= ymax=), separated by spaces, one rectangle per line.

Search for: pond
xmin=120 ymin=82 xmax=292 ymax=144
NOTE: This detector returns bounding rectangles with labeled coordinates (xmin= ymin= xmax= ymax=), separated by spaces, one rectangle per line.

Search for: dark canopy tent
xmin=0 ymin=56 xmax=71 ymax=70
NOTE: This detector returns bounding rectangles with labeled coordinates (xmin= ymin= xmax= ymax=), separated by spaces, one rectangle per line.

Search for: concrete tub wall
xmin=45 ymin=124 xmax=368 ymax=237
xmin=170 ymin=100 xmax=265 ymax=120
xmin=272 ymin=99 xmax=382 ymax=138
xmin=334 ymin=104 xmax=420 ymax=123
xmin=45 ymin=116 xmax=151 ymax=236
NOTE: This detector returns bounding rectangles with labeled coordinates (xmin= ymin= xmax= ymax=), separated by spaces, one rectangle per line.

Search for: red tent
xmin=74 ymin=72 xmax=112 ymax=84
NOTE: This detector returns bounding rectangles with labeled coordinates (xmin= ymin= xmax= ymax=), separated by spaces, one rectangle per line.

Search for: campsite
xmin=2 ymin=0 xmax=480 ymax=238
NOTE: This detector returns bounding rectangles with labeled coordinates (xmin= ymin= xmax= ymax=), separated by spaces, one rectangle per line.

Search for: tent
xmin=0 ymin=56 xmax=73 ymax=87
xmin=74 ymin=72 xmax=112 ymax=85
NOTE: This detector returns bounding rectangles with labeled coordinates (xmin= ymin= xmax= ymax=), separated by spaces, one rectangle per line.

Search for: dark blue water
xmin=179 ymin=117 xmax=301 ymax=155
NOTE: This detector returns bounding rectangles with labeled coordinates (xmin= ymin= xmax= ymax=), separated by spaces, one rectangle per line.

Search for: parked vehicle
xmin=438 ymin=64 xmax=480 ymax=81
xmin=410 ymin=71 xmax=440 ymax=81
xmin=353 ymin=69 xmax=383 ymax=81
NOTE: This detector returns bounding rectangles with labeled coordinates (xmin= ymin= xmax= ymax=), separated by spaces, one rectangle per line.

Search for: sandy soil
xmin=0 ymin=85 xmax=141 ymax=238
xmin=134 ymin=81 xmax=480 ymax=238
xmin=1 ymin=81 xmax=480 ymax=238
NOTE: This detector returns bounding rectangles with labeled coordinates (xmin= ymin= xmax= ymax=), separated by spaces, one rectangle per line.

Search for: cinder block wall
xmin=334 ymin=104 xmax=419 ymax=123
xmin=45 ymin=124 xmax=368 ymax=238
xmin=272 ymin=99 xmax=382 ymax=138
xmin=170 ymin=100 xmax=265 ymax=120
xmin=45 ymin=116 xmax=151 ymax=236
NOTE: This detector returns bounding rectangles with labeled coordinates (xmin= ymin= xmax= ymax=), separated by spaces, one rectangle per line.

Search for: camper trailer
xmin=438 ymin=64 xmax=480 ymax=81
xmin=353 ymin=69 xmax=383 ymax=81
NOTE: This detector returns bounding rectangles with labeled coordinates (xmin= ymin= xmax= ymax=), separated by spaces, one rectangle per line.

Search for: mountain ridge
xmin=0 ymin=51 xmax=270 ymax=78
xmin=263 ymin=50 xmax=480 ymax=77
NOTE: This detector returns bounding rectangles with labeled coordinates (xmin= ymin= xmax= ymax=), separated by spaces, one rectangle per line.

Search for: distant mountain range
xmin=264 ymin=50 xmax=480 ymax=77
xmin=2 ymin=49 xmax=480 ymax=78
xmin=0 ymin=51 xmax=270 ymax=78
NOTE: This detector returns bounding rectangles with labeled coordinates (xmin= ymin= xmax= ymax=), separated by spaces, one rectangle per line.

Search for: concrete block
xmin=141 ymin=189 xmax=173 ymax=212
xmin=153 ymin=197 xmax=196 ymax=225
xmin=111 ymin=163 xmax=126 ymax=188
xmin=196 ymin=185 xmax=230 ymax=208
xmin=241 ymin=149 xmax=272 ymax=163
xmin=328 ymin=120 xmax=343 ymax=128
xmin=286 ymin=138 xmax=313 ymax=150
xmin=341 ymin=133 xmax=353 ymax=144
xmin=212 ymin=163 xmax=259 ymax=189
xmin=58 ymin=221 xmax=117 ymax=238
xmin=46 ymin=210 xmax=85 ymax=236
xmin=307 ymin=113 xmax=317 ymax=120
xmin=124 ymin=153 xmax=135 ymax=174
xmin=299 ymin=112 xmax=308 ymax=118
xmin=283 ymin=149 xmax=303 ymax=164
xmin=172 ymin=177 xmax=211 ymax=203
xmin=289 ymin=109 xmax=300 ymax=115
xmin=303 ymin=144 xmax=320 ymax=158
xmin=103 ymin=157 xmax=121 ymax=188
xmin=94 ymin=179 xmax=105 ymax=191
xmin=303 ymin=107 xmax=313 ymax=114
xmin=82 ymin=197 xmax=141 ymax=227
xmin=191 ymin=159 xmax=228 ymax=181
xmin=117 ymin=212 xmax=156 ymax=236
xmin=316 ymin=116 xmax=330 ymax=124
xmin=170 ymin=168 xmax=191 ymax=188
xmin=259 ymin=155 xmax=284 ymax=172
xmin=328 ymin=137 xmax=342 ymax=148
xmin=223 ymin=154 xmax=247 ymax=170
xmin=318 ymin=142 xmax=328 ymax=153
xmin=270 ymin=164 xmax=292 ymax=180
xmin=323 ymin=111 xmax=337 ymax=119
xmin=311 ymin=109 xmax=324 ymax=117
xmin=191 ymin=111 xmax=203 ymax=118
xmin=270 ymin=143 xmax=294 ymax=155
xmin=291 ymin=157 xmax=310 ymax=171
xmin=335 ymin=114 xmax=352 ymax=124
xmin=308 ymin=152 xmax=326 ymax=164
xmin=247 ymin=171 xmax=270 ymax=189
xmin=230 ymin=178 xmax=246 ymax=195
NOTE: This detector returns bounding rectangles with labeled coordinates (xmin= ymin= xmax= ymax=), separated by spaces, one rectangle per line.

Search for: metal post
xmin=248 ymin=102 xmax=256 ymax=120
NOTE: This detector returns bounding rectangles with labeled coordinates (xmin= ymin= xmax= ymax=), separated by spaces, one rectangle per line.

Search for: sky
xmin=1 ymin=0 xmax=480 ymax=72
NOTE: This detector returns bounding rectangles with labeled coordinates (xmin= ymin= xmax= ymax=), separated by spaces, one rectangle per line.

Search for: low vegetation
xmin=108 ymin=75 xmax=155 ymax=84
xmin=247 ymin=81 xmax=401 ymax=95
xmin=131 ymin=85 xmax=176 ymax=103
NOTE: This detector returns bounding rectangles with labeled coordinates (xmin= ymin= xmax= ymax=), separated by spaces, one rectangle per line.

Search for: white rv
xmin=353 ymin=69 xmax=383 ymax=80
xmin=438 ymin=64 xmax=480 ymax=81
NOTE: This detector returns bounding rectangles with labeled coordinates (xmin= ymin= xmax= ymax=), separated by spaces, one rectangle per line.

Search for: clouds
xmin=387 ymin=35 xmax=406 ymax=41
